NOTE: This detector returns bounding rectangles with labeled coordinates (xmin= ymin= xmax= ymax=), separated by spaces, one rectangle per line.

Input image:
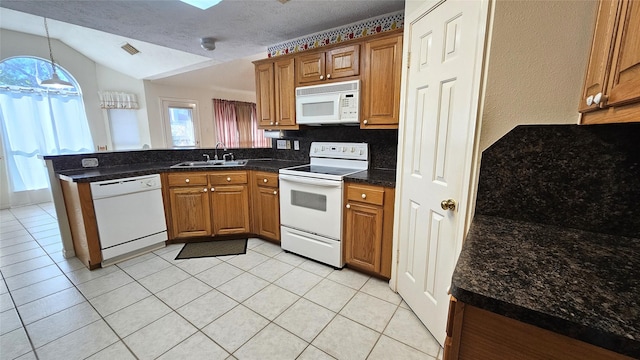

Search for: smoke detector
xmin=200 ymin=37 xmax=216 ymax=51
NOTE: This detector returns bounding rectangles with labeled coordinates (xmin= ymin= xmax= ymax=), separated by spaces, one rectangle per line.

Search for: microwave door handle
xmin=279 ymin=174 xmax=342 ymax=188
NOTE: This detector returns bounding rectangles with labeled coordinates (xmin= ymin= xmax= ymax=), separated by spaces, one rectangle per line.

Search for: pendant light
xmin=40 ymin=17 xmax=73 ymax=89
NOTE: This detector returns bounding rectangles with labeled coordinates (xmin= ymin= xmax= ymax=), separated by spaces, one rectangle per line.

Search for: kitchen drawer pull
xmin=361 ymin=193 xmax=367 ymax=199
xmin=346 ymin=204 xmax=351 ymax=209
xmin=273 ymin=190 xmax=277 ymax=195
xmin=185 ymin=178 xmax=190 ymax=183
xmin=263 ymin=178 xmax=268 ymax=183
xmin=211 ymin=187 xmax=215 ymax=192
xmin=226 ymin=177 xmax=231 ymax=182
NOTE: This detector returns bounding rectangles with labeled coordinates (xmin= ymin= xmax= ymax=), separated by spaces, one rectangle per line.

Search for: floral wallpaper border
xmin=267 ymin=11 xmax=404 ymax=57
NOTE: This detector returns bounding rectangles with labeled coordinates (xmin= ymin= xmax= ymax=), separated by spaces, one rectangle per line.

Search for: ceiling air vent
xmin=120 ymin=43 xmax=140 ymax=55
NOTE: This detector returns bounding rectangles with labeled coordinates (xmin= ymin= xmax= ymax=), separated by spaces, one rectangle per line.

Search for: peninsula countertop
xmin=451 ymin=214 xmax=639 ymax=358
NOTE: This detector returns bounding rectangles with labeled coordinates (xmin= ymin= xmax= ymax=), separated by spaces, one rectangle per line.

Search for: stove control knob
xmin=350 ymin=147 xmax=355 ymax=153
xmin=342 ymin=147 xmax=347 ymax=152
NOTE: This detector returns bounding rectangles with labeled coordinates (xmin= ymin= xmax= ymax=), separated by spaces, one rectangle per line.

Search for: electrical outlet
xmin=286 ymin=140 xmax=291 ymax=149
xmin=294 ymin=140 xmax=300 ymax=150
xmin=276 ymin=140 xmax=287 ymax=149
xmin=81 ymin=158 xmax=99 ymax=168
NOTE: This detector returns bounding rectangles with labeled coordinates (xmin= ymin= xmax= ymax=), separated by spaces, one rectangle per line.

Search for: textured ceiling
xmin=0 ymin=0 xmax=404 ymax=91
xmin=0 ymin=0 xmax=405 ymax=62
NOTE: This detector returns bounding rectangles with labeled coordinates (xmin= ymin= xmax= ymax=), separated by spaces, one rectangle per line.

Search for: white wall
xmin=478 ymin=0 xmax=597 ymax=150
xmin=0 ymin=29 xmax=108 ymax=149
xmin=95 ymin=65 xmax=152 ymax=149
xmin=143 ymin=80 xmax=255 ymax=148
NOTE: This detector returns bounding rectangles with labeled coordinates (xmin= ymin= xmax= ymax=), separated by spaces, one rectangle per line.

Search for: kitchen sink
xmin=170 ymin=159 xmax=248 ymax=168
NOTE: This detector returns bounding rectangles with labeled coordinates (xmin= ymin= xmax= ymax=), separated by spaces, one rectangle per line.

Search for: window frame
xmin=160 ymin=98 xmax=201 ymax=149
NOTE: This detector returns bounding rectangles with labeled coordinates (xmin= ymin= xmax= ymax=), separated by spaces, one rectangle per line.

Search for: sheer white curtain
xmin=0 ymin=89 xmax=94 ymax=192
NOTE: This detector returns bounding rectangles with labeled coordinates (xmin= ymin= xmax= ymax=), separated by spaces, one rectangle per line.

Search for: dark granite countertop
xmin=344 ymin=168 xmax=396 ymax=188
xmin=451 ymin=214 xmax=639 ymax=358
xmin=58 ymin=159 xmax=305 ymax=183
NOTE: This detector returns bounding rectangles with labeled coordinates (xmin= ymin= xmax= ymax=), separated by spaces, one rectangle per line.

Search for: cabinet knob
xmin=361 ymin=193 xmax=367 ymax=199
xmin=211 ymin=187 xmax=215 ymax=192
xmin=275 ymin=122 xmax=279 ymax=125
xmin=203 ymin=188 xmax=207 ymax=192
xmin=270 ymin=121 xmax=274 ymax=125
xmin=346 ymin=204 xmax=351 ymax=209
xmin=363 ymin=120 xmax=368 ymax=125
xmin=593 ymin=92 xmax=603 ymax=105
xmin=327 ymin=74 xmax=331 ymax=79
xmin=273 ymin=190 xmax=278 ymax=195
xmin=185 ymin=178 xmax=190 ymax=183
xmin=263 ymin=178 xmax=268 ymax=183
xmin=320 ymin=75 xmax=324 ymax=80
xmin=586 ymin=95 xmax=594 ymax=106
xmin=226 ymin=177 xmax=231 ymax=182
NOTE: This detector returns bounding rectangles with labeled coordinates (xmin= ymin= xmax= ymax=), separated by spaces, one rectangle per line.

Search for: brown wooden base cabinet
xmin=444 ymin=298 xmax=633 ymax=360
xmin=163 ymin=171 xmax=250 ymax=240
xmin=343 ymin=182 xmax=395 ymax=278
xmin=251 ymin=171 xmax=280 ymax=242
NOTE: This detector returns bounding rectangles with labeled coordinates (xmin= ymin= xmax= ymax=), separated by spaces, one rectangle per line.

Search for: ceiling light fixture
xmin=200 ymin=37 xmax=216 ymax=51
xmin=180 ymin=0 xmax=222 ymax=10
xmin=40 ymin=17 xmax=73 ymax=89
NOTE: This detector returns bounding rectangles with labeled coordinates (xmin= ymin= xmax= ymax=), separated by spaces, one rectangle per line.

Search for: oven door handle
xmin=279 ymin=174 xmax=342 ymax=188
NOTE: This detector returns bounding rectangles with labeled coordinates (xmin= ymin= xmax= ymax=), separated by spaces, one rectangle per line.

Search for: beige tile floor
xmin=0 ymin=203 xmax=444 ymax=360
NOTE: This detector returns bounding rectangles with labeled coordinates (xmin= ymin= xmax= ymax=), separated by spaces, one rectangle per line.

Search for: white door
xmin=395 ymin=0 xmax=489 ymax=345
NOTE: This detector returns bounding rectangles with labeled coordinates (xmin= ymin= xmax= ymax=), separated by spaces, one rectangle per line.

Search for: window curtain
xmin=98 ymin=91 xmax=139 ymax=109
xmin=214 ymin=99 xmax=239 ymax=148
xmin=0 ymin=88 xmax=94 ymax=191
xmin=213 ymin=99 xmax=270 ymax=148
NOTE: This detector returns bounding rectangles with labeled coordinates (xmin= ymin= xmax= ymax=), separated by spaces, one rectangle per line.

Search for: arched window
xmin=0 ymin=56 xmax=94 ymax=192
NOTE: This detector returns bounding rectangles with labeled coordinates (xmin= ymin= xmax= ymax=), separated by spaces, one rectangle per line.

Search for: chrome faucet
xmin=223 ymin=152 xmax=234 ymax=162
xmin=214 ymin=142 xmax=226 ymax=161
xmin=203 ymin=154 xmax=210 ymax=163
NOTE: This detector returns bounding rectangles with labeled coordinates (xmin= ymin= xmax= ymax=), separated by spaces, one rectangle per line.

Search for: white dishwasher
xmin=91 ymin=174 xmax=166 ymax=265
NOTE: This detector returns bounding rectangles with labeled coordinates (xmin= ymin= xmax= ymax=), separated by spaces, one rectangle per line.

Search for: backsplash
xmin=475 ymin=123 xmax=640 ymax=239
xmin=46 ymin=127 xmax=398 ymax=172
xmin=274 ymin=127 xmax=398 ymax=169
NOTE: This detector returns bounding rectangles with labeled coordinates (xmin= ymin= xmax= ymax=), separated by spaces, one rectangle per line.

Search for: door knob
xmin=441 ymin=199 xmax=456 ymax=211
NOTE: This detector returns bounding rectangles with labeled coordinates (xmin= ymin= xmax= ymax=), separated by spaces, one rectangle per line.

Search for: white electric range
xmin=279 ymin=142 xmax=369 ymax=268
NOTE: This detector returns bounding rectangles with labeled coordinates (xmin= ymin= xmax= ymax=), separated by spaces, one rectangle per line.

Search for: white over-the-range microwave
xmin=295 ymin=80 xmax=359 ymax=125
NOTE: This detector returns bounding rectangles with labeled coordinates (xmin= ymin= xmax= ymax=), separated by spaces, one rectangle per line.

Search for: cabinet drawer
xmin=254 ymin=172 xmax=278 ymax=188
xmin=167 ymin=173 xmax=208 ymax=187
xmin=346 ymin=184 xmax=384 ymax=206
xmin=209 ymin=172 xmax=248 ymax=185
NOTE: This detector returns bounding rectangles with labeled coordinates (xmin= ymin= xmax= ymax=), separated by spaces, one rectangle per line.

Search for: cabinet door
xmin=169 ymin=186 xmax=211 ymax=238
xmin=256 ymin=186 xmax=280 ymax=241
xmin=274 ymin=58 xmax=296 ymax=127
xmin=362 ymin=34 xmax=403 ymax=128
xmin=255 ymin=62 xmax=276 ymax=127
xmin=326 ymin=45 xmax=360 ymax=80
xmin=296 ymin=52 xmax=325 ymax=84
xmin=606 ymin=0 xmax=640 ymax=107
xmin=344 ymin=202 xmax=383 ymax=273
xmin=579 ymin=0 xmax=620 ymax=113
xmin=210 ymin=184 xmax=250 ymax=235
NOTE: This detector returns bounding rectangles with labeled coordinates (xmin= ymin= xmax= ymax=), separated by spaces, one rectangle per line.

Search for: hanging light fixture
xmin=40 ymin=17 xmax=73 ymax=89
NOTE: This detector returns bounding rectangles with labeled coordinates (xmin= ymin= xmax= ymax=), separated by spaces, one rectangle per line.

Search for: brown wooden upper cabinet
xmin=580 ymin=0 xmax=640 ymax=124
xmin=296 ymin=44 xmax=360 ymax=85
xmin=254 ymin=58 xmax=298 ymax=130
xmin=361 ymin=33 xmax=403 ymax=129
